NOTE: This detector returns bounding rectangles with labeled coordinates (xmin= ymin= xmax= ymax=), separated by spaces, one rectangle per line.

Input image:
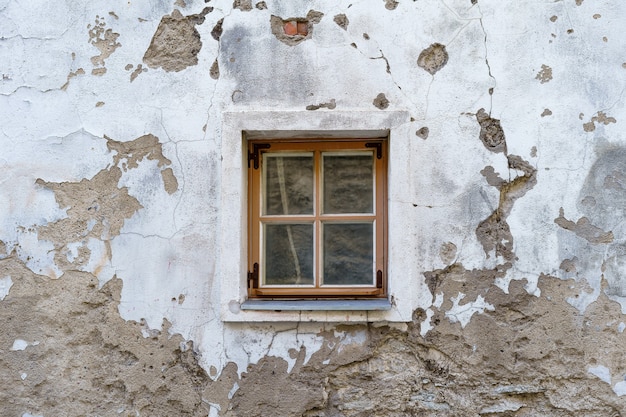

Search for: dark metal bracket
xmin=365 ymin=142 xmax=383 ymax=159
xmin=248 ymin=262 xmax=259 ymax=289
xmin=248 ymin=143 xmax=271 ymax=169
xmin=376 ymin=270 xmax=383 ymax=288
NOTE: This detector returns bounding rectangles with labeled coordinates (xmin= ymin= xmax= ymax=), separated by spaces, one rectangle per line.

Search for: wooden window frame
xmin=247 ymin=138 xmax=387 ymax=299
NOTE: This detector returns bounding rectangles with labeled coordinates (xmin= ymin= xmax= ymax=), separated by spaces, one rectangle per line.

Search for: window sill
xmin=240 ymin=298 xmax=392 ymax=311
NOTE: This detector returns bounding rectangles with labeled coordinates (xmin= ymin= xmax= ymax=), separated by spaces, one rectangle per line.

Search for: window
xmin=247 ymin=139 xmax=387 ymax=299
xmin=219 ymin=110 xmax=416 ymax=322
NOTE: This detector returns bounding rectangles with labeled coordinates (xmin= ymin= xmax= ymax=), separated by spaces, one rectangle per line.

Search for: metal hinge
xmin=365 ymin=142 xmax=383 ymax=159
xmin=248 ymin=263 xmax=259 ymax=289
xmin=376 ymin=270 xmax=383 ymax=288
xmin=248 ymin=143 xmax=271 ymax=169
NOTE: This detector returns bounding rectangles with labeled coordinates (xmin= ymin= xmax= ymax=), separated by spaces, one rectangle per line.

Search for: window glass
xmin=263 ymin=154 xmax=314 ymax=215
xmin=264 ymin=223 xmax=314 ymax=285
xmin=323 ymin=153 xmax=373 ymax=214
xmin=322 ymin=222 xmax=374 ymax=285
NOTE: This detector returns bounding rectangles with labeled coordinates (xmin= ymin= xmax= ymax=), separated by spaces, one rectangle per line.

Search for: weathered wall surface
xmin=1 ymin=0 xmax=626 ymax=415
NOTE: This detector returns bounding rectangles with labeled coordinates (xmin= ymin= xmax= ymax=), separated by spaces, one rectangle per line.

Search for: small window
xmin=247 ymin=139 xmax=387 ymax=299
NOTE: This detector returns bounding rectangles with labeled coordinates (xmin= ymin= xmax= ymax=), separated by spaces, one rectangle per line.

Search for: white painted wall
xmin=2 ymin=0 xmax=626 ymax=382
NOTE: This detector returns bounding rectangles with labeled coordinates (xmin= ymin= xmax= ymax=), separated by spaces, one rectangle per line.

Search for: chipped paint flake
xmin=588 ymin=365 xmax=611 ymax=384
xmin=445 ymin=293 xmax=495 ymax=328
xmin=0 ymin=276 xmax=13 ymax=300
xmin=11 ymin=339 xmax=29 ymax=351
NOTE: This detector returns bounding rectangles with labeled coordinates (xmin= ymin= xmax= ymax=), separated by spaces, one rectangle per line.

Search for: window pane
xmin=264 ymin=154 xmax=314 ymax=215
xmin=323 ymin=154 xmax=374 ymax=214
xmin=264 ymin=223 xmax=314 ymax=285
xmin=323 ymin=223 xmax=373 ymax=285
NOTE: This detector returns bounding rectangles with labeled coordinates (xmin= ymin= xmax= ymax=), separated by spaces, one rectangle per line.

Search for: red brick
xmin=297 ymin=21 xmax=308 ymax=35
xmin=284 ymin=21 xmax=297 ymax=35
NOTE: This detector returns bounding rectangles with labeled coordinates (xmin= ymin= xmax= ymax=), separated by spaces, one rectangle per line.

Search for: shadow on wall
xmin=558 ymin=145 xmax=626 ymax=307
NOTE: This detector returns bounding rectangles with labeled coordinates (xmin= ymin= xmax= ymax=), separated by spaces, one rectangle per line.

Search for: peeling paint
xmin=372 ymin=93 xmax=389 ymax=109
xmin=88 ymin=16 xmax=121 ymax=76
xmin=4 ymin=1 xmax=626 ymax=414
xmin=417 ymin=43 xmax=448 ymax=75
xmin=555 ymin=208 xmax=614 ymax=244
xmin=270 ymin=10 xmax=324 ymax=46
xmin=536 ymin=64 xmax=553 ymax=83
xmin=143 ymin=8 xmax=213 ymax=72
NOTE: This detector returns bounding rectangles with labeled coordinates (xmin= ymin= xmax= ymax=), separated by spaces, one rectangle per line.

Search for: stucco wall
xmin=2 ymin=0 xmax=626 ymax=415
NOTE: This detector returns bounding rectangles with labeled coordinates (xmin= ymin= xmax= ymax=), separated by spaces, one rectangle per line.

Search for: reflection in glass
xmin=323 ymin=154 xmax=373 ymax=214
xmin=264 ymin=223 xmax=314 ymax=285
xmin=323 ymin=223 xmax=373 ymax=285
xmin=264 ymin=154 xmax=314 ymax=215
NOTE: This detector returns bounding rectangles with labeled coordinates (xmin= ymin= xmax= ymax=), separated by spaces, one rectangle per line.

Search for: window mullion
xmin=315 ymin=149 xmax=322 ymax=289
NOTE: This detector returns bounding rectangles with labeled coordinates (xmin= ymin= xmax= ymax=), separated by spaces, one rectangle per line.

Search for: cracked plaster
xmin=2 ymin=0 xmax=626 ymax=415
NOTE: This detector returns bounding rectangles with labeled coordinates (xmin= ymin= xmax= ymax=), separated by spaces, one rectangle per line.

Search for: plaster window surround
xmin=219 ymin=110 xmax=418 ymax=322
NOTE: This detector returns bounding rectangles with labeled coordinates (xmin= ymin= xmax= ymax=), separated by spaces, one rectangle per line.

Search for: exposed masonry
xmin=535 ymin=64 xmax=553 ymax=83
xmin=143 ymin=8 xmax=213 ymax=72
xmin=384 ymin=0 xmax=399 ymax=11
xmin=333 ymin=14 xmax=349 ymax=30
xmin=555 ymin=208 xmax=614 ymax=244
xmin=414 ymin=126 xmax=428 ymax=140
xmin=417 ymin=43 xmax=449 ymax=75
xmin=270 ymin=10 xmax=324 ymax=46
xmin=60 ymin=68 xmax=85 ymax=91
xmin=373 ymin=93 xmax=390 ymax=109
xmin=583 ymin=111 xmax=617 ymax=132
xmin=4 ymin=1 xmax=626 ymax=415
xmin=88 ymin=16 xmax=121 ymax=76
xmin=306 ymin=99 xmax=336 ymax=111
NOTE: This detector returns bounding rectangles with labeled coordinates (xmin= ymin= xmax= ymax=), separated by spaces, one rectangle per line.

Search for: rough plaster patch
xmin=476 ymin=108 xmax=506 ymax=153
xmin=129 ymin=64 xmax=146 ymax=82
xmin=88 ymin=16 xmax=121 ymax=76
xmin=306 ymin=99 xmax=336 ymax=111
xmin=536 ymin=64 xmax=553 ymax=83
xmin=210 ymin=58 xmax=220 ymax=79
xmin=31 ymin=134 xmax=175 ymax=277
xmin=107 ymin=134 xmax=172 ymax=172
xmin=583 ymin=111 xmax=617 ymax=132
xmin=559 ymin=257 xmax=578 ymax=273
xmin=234 ymin=0 xmax=253 ymax=11
xmin=160 ymin=168 xmax=179 ymax=195
xmin=333 ymin=14 xmax=349 ymax=30
xmin=0 ymin=275 xmax=13 ymax=300
xmin=439 ymin=242 xmax=457 ymax=264
xmin=480 ymin=400 xmax=524 ymax=413
xmin=415 ymin=126 xmax=429 ymax=139
xmin=476 ymin=156 xmax=537 ymax=261
xmin=211 ymin=18 xmax=223 ymax=41
xmin=417 ymin=43 xmax=448 ymax=75
xmin=143 ymin=8 xmax=213 ymax=72
xmin=372 ymin=93 xmax=389 ymax=109
xmin=270 ymin=11 xmax=323 ymax=46
xmin=554 ymin=208 xmax=614 ymax=244
xmin=0 ymin=262 xmax=211 ymax=416
xmin=384 ymin=0 xmax=399 ymax=10
xmin=60 ymin=68 xmax=85 ymax=91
